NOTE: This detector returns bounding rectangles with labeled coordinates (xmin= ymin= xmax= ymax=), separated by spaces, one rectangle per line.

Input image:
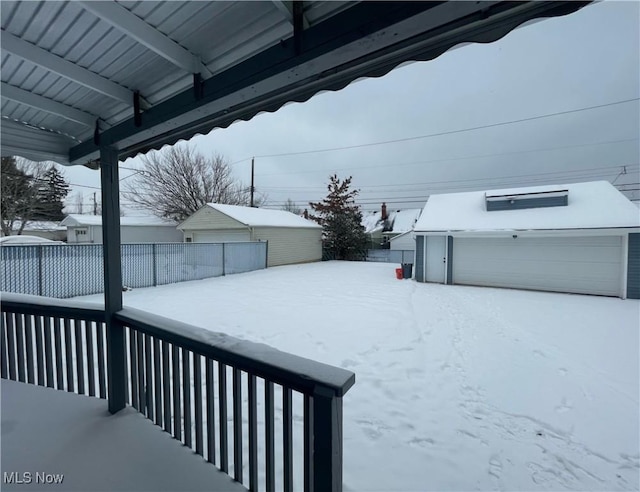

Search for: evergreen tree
xmin=308 ymin=174 xmax=367 ymax=260
xmin=32 ymin=166 xmax=70 ymax=221
xmin=1 ymin=156 xmax=34 ymax=235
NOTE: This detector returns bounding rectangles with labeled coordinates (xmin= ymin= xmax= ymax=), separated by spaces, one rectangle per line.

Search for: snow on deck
xmin=78 ymin=262 xmax=639 ymax=491
xmin=1 ymin=379 xmax=246 ymax=491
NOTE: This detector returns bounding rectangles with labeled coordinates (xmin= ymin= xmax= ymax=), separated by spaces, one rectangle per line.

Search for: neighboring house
xmin=178 ymin=204 xmax=322 ymax=267
xmin=413 ymin=181 xmax=640 ymax=299
xmin=61 ymin=215 xmax=182 ymax=244
xmin=389 ymin=231 xmax=414 ymax=251
xmin=2 ymin=221 xmax=67 ymax=241
xmin=362 ymin=203 xmax=422 ymax=248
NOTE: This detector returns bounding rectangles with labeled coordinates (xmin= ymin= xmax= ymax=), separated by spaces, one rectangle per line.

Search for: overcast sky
xmin=61 ymin=0 xmax=640 ymax=215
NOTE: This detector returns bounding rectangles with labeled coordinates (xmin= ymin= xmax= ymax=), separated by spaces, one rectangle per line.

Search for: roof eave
xmin=66 ymin=1 xmax=590 ymax=166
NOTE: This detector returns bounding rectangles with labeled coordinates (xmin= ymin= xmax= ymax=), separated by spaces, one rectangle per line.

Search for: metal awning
xmin=1 ymin=1 xmax=590 ymax=167
xmin=1 ymin=3 xmax=596 ymax=482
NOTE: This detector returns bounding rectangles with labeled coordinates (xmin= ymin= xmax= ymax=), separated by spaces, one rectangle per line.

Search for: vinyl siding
xmin=121 ymin=226 xmax=183 ymax=243
xmin=390 ymin=234 xmax=415 ymax=251
xmin=67 ymin=225 xmax=182 ymax=244
xmin=252 ymin=227 xmax=322 ymax=267
xmin=67 ymin=225 xmax=183 ymax=244
xmin=627 ymin=233 xmax=640 ymax=299
xmin=178 ymin=206 xmax=246 ymax=230
xmin=193 ymin=230 xmax=251 ymax=243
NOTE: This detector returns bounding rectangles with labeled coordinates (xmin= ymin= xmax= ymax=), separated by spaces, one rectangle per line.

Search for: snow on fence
xmin=366 ymin=249 xmax=414 ymax=264
xmin=1 ymin=242 xmax=267 ymax=298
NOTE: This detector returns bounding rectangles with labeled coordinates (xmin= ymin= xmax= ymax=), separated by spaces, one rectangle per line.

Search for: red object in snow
xmin=395 ymin=268 xmax=403 ymax=280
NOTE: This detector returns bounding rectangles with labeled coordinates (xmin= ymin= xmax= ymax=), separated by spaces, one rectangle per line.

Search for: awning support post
xmin=100 ymin=145 xmax=126 ymax=414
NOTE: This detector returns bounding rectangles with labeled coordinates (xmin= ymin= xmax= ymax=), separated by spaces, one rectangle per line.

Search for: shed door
xmin=426 ymin=236 xmax=446 ymax=283
xmin=193 ymin=231 xmax=250 ymax=243
xmin=453 ymin=236 xmax=623 ymax=297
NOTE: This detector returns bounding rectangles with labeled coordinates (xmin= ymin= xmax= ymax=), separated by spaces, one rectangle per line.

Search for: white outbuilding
xmin=61 ymin=215 xmax=182 ymax=244
xmin=413 ymin=181 xmax=640 ymax=299
xmin=178 ymin=204 xmax=322 ymax=267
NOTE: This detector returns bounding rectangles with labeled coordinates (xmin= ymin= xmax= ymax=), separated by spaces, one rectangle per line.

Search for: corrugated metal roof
xmin=1 ymin=1 xmax=591 ymax=167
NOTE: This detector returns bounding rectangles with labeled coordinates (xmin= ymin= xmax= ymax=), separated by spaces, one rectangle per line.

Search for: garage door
xmin=452 ymin=236 xmax=623 ymax=297
xmin=193 ymin=231 xmax=250 ymax=243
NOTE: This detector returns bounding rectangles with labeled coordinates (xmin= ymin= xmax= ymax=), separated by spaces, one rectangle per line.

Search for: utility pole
xmin=250 ymin=157 xmax=255 ymax=207
xmin=93 ymin=192 xmax=98 ymax=215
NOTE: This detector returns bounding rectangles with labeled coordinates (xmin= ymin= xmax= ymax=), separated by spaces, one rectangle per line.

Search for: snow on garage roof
xmin=362 ymin=211 xmax=384 ymax=234
xmin=206 ymin=204 xmax=321 ymax=229
xmin=361 ymin=208 xmax=422 ymax=234
xmin=414 ymin=181 xmax=640 ymax=232
xmin=389 ymin=209 xmax=422 ymax=233
xmin=61 ymin=215 xmax=178 ymax=227
xmin=11 ymin=221 xmax=66 ymax=232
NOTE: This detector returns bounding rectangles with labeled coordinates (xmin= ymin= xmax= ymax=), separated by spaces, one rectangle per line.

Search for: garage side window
xmin=75 ymin=228 xmax=87 ymax=237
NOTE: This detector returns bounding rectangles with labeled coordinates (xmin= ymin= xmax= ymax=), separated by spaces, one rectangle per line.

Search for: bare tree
xmin=69 ymin=191 xmax=84 ymax=215
xmin=123 ymin=145 xmax=265 ymax=221
xmin=1 ymin=157 xmax=48 ymax=235
xmin=281 ymin=198 xmax=302 ymax=215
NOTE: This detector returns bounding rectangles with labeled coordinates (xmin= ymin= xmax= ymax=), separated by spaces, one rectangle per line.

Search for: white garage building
xmin=61 ymin=215 xmax=182 ymax=244
xmin=413 ymin=181 xmax=640 ymax=299
xmin=178 ymin=204 xmax=322 ymax=267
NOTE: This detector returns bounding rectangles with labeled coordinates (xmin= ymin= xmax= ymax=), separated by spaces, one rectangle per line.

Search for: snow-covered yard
xmin=82 ymin=261 xmax=639 ymax=491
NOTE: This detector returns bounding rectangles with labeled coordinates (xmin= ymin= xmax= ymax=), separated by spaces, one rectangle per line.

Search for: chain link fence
xmin=1 ymin=242 xmax=267 ymax=298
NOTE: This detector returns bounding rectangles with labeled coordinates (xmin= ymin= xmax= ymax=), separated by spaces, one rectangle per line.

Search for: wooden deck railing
xmin=1 ymin=293 xmax=355 ymax=492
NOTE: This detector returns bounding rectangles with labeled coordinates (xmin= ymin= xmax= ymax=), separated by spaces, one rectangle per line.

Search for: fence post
xmin=38 ymin=245 xmax=43 ymax=296
xmin=152 ymin=243 xmax=157 ymax=287
xmin=222 ymin=242 xmax=226 ymax=276
xmin=313 ymin=385 xmax=344 ymax=492
xmin=264 ymin=240 xmax=268 ymax=269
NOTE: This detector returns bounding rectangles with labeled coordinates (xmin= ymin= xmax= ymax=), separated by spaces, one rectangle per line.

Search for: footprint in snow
xmin=555 ymin=397 xmax=573 ymax=414
xmin=356 ymin=419 xmax=387 ymax=441
xmin=489 ymin=455 xmax=503 ymax=479
xmin=408 ymin=436 xmax=435 ymax=448
xmin=340 ymin=359 xmax=358 ymax=368
xmin=457 ymin=428 xmax=481 ymax=441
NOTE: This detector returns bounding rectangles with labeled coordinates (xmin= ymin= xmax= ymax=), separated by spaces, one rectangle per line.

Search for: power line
xmin=230 ymin=98 xmax=639 ymax=162
xmin=2 ymin=170 xmax=102 ymax=190
xmin=254 ymin=138 xmax=639 ymax=177
xmin=262 ymin=181 xmax=638 ymax=207
xmin=257 ymin=164 xmax=639 ymax=193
